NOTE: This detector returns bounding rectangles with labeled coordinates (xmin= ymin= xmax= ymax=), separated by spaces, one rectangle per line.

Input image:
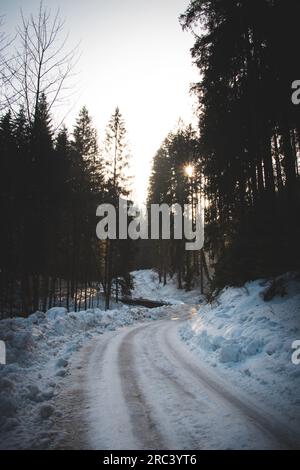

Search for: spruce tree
xmin=103 ymin=107 xmax=133 ymax=309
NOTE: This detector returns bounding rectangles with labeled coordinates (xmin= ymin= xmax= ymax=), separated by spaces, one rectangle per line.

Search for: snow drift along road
xmin=0 ymin=304 xmax=167 ymax=449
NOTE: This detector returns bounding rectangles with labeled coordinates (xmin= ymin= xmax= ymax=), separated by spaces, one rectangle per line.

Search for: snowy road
xmin=56 ymin=305 xmax=299 ymax=450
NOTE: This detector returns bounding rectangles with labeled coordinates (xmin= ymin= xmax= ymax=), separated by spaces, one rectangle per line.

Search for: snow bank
xmin=180 ymin=273 xmax=300 ymax=424
xmin=0 ymin=303 xmax=166 ymax=449
xmin=132 ymin=270 xmax=203 ymax=305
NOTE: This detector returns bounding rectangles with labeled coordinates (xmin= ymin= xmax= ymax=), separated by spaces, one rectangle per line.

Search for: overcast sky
xmin=1 ymin=0 xmax=198 ymax=203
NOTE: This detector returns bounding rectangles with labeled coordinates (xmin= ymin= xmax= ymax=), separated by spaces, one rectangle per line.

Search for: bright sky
xmin=2 ymin=0 xmax=198 ymax=203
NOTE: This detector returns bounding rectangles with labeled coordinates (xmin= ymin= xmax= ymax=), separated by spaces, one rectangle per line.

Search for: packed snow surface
xmin=0 ymin=302 xmax=167 ymax=449
xmin=78 ymin=307 xmax=298 ymax=450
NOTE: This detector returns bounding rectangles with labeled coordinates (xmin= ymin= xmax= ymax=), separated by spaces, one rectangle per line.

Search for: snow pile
xmin=0 ymin=304 xmax=167 ymax=449
xmin=132 ymin=270 xmax=203 ymax=305
xmin=180 ymin=273 xmax=300 ymax=423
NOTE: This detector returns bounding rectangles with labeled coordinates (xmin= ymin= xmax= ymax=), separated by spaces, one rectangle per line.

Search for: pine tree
xmin=104 ymin=107 xmax=131 ymax=198
xmin=71 ymin=106 xmax=105 ymax=311
xmin=103 ymin=107 xmax=133 ymax=309
xmin=0 ymin=111 xmax=16 ymax=314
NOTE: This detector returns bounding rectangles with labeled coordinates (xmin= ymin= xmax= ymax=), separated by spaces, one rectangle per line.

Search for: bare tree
xmin=0 ymin=16 xmax=8 ymax=69
xmin=3 ymin=1 xmax=79 ymax=122
xmin=0 ymin=16 xmax=15 ymax=111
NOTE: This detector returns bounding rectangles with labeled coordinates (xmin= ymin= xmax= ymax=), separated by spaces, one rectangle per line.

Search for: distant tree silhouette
xmin=147 ymin=124 xmax=209 ymax=292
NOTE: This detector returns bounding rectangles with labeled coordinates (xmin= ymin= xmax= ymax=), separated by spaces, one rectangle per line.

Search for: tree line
xmin=180 ymin=0 xmax=300 ymax=290
xmin=2 ymin=0 xmax=300 ymax=314
xmin=147 ymin=123 xmax=210 ymax=293
xmin=147 ymin=0 xmax=300 ymax=293
xmin=0 ymin=4 xmax=132 ymax=317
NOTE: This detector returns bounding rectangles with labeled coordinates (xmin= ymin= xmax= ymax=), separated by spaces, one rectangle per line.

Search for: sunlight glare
xmin=185 ymin=164 xmax=194 ymax=178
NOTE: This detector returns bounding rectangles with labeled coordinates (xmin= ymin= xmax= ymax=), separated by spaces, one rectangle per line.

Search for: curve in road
xmin=56 ymin=305 xmax=300 ymax=450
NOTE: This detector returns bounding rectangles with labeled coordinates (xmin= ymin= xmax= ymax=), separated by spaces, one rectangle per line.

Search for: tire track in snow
xmin=54 ymin=329 xmax=120 ymax=449
xmin=162 ymin=320 xmax=299 ymax=449
xmin=58 ymin=305 xmax=300 ymax=449
xmin=118 ymin=323 xmax=167 ymax=449
xmin=130 ymin=317 xmax=278 ymax=449
xmin=85 ymin=327 xmax=141 ymax=450
xmin=118 ymin=311 xmax=298 ymax=449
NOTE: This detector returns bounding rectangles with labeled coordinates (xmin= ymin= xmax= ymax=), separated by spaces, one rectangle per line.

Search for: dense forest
xmin=0 ymin=99 xmax=134 ymax=316
xmin=148 ymin=0 xmax=300 ymax=292
xmin=1 ymin=0 xmax=300 ymax=316
xmin=146 ymin=123 xmax=210 ymax=293
xmin=0 ymin=5 xmax=133 ymax=316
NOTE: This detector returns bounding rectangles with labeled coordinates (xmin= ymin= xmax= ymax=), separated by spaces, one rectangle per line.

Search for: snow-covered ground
xmin=0 ymin=303 xmax=167 ymax=449
xmin=70 ymin=307 xmax=298 ymax=450
xmin=180 ymin=272 xmax=300 ymax=428
xmin=1 ymin=269 xmax=300 ymax=449
xmin=131 ymin=270 xmax=203 ymax=305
